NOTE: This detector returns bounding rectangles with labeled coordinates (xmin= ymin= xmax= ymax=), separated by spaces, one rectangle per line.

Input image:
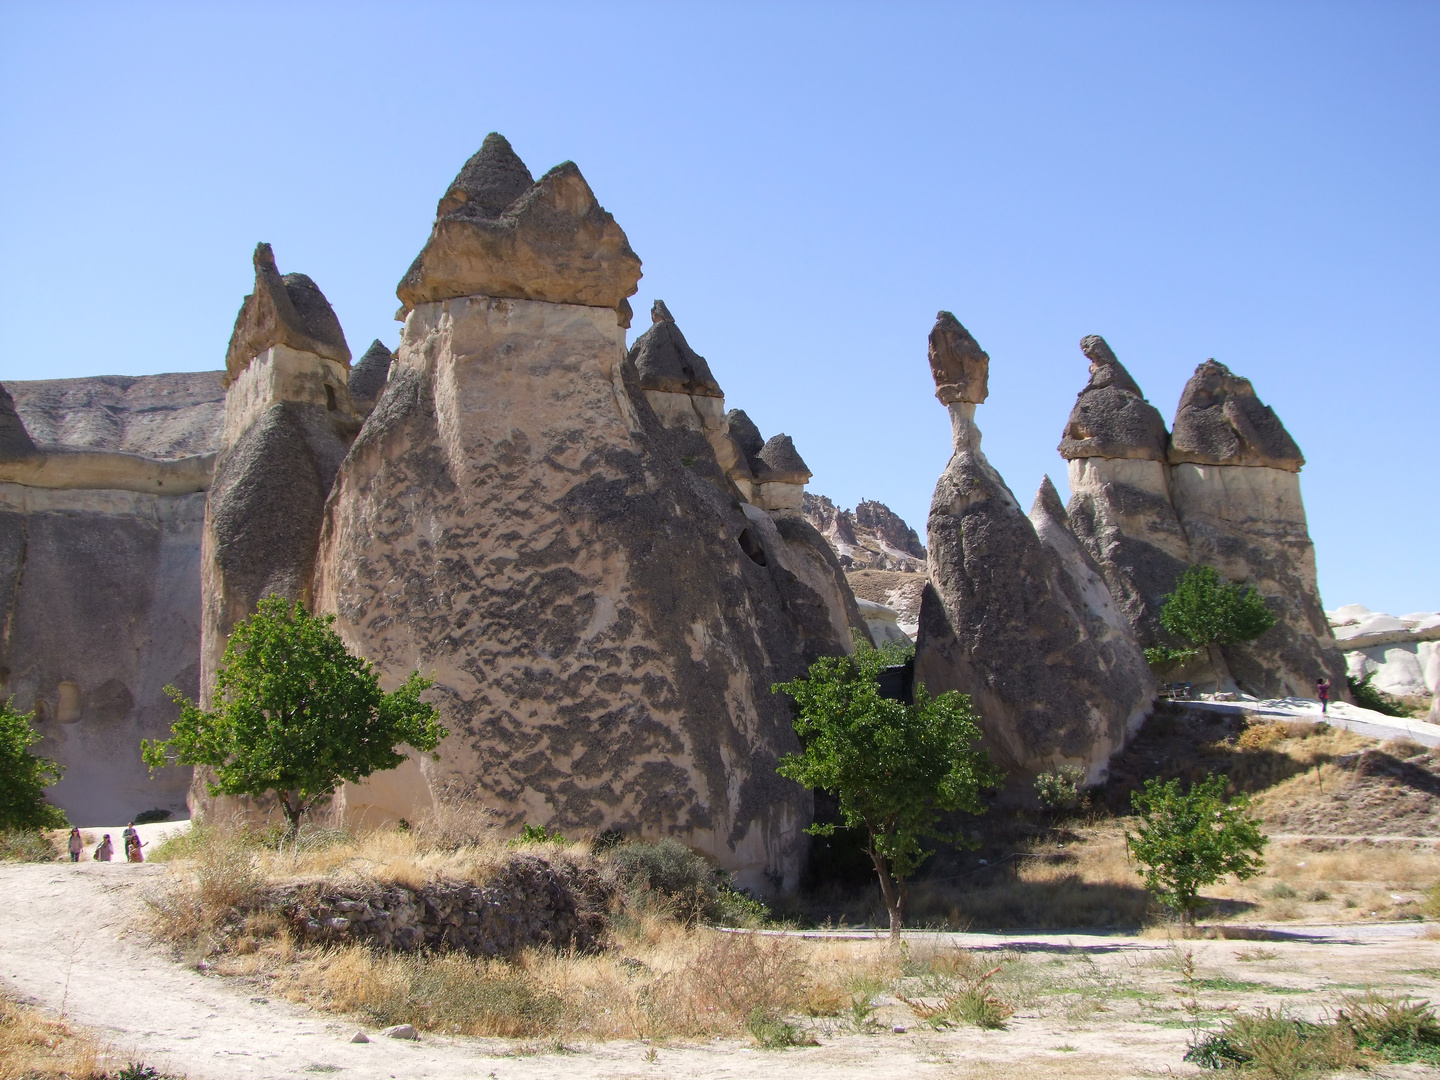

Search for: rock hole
xmin=58 ymin=681 xmax=81 ymax=724
xmin=737 ymin=527 xmax=767 ymax=567
xmin=325 ymin=384 xmax=337 ymax=411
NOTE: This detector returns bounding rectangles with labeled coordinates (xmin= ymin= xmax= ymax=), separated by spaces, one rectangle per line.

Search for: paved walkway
xmin=1183 ymin=695 xmax=1440 ymax=747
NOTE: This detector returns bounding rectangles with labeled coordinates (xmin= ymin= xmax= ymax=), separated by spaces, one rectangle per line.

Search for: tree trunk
xmin=280 ymin=791 xmax=305 ymax=838
xmin=870 ymin=849 xmax=904 ymax=941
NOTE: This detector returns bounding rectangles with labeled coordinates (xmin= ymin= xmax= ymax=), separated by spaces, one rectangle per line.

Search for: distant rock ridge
xmin=801 ymin=493 xmax=926 ymax=573
xmin=1329 ymin=605 xmax=1440 ymax=721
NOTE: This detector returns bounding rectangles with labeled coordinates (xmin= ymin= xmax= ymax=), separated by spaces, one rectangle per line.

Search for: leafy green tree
xmin=143 ymin=597 xmax=445 ymax=836
xmin=0 ymin=698 xmax=68 ymax=831
xmin=774 ymin=644 xmax=1002 ymax=939
xmin=1158 ymin=565 xmax=1276 ymax=655
xmin=1126 ymin=774 xmax=1266 ymax=926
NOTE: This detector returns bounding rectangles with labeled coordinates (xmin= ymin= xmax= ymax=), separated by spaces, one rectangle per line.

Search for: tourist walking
xmin=94 ymin=834 xmax=114 ymax=861
xmin=1316 ymin=677 xmax=1331 ymax=715
xmin=123 ymin=822 xmax=144 ymax=863
xmin=67 ymin=828 xmax=83 ymax=862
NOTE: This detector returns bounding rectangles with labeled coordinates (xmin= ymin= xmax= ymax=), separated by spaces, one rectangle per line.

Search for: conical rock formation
xmin=914 ymin=313 xmax=1151 ymax=787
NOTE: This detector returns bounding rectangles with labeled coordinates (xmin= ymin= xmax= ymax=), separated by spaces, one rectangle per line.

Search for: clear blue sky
xmin=2 ymin=2 xmax=1436 ymax=615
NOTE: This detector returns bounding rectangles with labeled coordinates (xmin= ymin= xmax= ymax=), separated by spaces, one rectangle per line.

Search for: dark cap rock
xmin=928 ymin=312 xmax=989 ymax=405
xmin=397 ymin=134 xmax=642 ymax=312
xmin=1058 ymin=335 xmax=1168 ymax=461
xmin=1168 ymin=360 xmax=1304 ymax=471
xmin=348 ymin=340 xmax=394 ymax=404
xmin=225 ymin=243 xmax=351 ymax=385
xmin=0 ymin=383 xmax=36 ymax=458
xmin=755 ymin=434 xmax=810 ymax=484
xmin=724 ymin=409 xmax=765 ymax=469
xmin=626 ymin=300 xmax=723 ymax=398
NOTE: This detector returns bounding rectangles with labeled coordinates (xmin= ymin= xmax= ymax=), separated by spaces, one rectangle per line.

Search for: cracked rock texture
xmin=914 ymin=313 xmax=1152 ymax=788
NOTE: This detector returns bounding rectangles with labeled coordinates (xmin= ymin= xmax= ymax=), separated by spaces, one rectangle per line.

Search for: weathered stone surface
xmin=847 ymin=569 xmax=927 ymax=639
xmin=396 ymin=134 xmax=642 ymax=313
xmin=1169 ymin=459 xmax=1348 ymax=697
xmin=629 ymin=300 xmax=723 ymax=397
xmin=855 ymin=597 xmax=911 ymax=646
xmin=9 ymin=373 xmax=224 ymax=459
xmin=225 ymin=244 xmax=351 ymax=385
xmin=756 ymin=435 xmax=810 ymax=483
xmin=914 ymin=313 xmax=1151 ymax=788
xmin=802 ymin=494 xmax=926 ymax=572
xmin=348 ymin=339 xmax=394 ymax=413
xmin=928 ymin=311 xmax=989 ymax=405
xmin=0 ymin=384 xmax=36 ymax=458
xmin=1058 ymin=336 xmax=1168 ymax=461
xmin=313 ymin=293 xmax=855 ymax=892
xmin=1168 ymin=360 xmax=1304 ymax=471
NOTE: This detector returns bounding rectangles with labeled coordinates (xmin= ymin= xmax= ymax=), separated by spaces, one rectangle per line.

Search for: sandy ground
xmin=4 ymin=863 xmax=1440 ymax=1079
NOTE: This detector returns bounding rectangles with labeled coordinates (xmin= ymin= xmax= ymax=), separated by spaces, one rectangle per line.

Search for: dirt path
xmin=3 ymin=862 xmax=1437 ymax=1080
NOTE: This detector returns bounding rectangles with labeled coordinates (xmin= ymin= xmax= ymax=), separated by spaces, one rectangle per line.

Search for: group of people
xmin=66 ymin=823 xmax=145 ymax=863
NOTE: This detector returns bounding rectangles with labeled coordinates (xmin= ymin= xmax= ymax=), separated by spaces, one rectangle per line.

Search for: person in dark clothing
xmin=1316 ymin=677 xmax=1331 ymax=715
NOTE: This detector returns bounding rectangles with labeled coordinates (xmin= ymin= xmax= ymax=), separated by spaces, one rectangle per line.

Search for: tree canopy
xmin=1126 ymin=774 xmax=1266 ymax=925
xmin=0 ymin=698 xmax=68 ymax=831
xmin=774 ymin=641 xmax=1002 ymax=938
xmin=143 ymin=597 xmax=445 ymax=834
xmin=1159 ymin=565 xmax=1276 ymax=650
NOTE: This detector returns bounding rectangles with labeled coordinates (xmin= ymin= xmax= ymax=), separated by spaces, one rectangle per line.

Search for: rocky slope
xmin=801 ymin=494 xmax=926 ymax=573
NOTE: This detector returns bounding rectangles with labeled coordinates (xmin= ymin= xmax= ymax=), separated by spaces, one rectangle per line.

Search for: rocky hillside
xmin=801 ymin=493 xmax=926 ymax=572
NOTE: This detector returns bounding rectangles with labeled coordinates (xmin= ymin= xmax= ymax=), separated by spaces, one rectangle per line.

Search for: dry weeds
xmin=0 ymin=995 xmax=127 ymax=1079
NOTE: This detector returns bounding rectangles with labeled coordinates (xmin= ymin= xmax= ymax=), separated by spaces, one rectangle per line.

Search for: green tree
xmin=0 ymin=698 xmax=68 ymax=831
xmin=1126 ymin=774 xmax=1266 ymax=926
xmin=773 ymin=644 xmax=1002 ymax=939
xmin=143 ymin=597 xmax=445 ymax=836
xmin=1157 ymin=565 xmax=1276 ymax=654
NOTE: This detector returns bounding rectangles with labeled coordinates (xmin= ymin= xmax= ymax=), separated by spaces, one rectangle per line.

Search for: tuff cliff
xmin=311 ymin=136 xmax=861 ymax=892
xmin=913 ymin=313 xmax=1154 ymax=787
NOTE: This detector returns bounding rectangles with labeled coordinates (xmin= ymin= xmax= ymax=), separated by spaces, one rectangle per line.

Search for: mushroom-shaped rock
xmin=928 ymin=311 xmax=989 ymax=405
xmin=1168 ymin=360 xmax=1304 ymax=471
xmin=755 ymin=434 xmax=811 ymax=484
xmin=0 ymin=383 xmax=36 ymax=459
xmin=1058 ymin=336 xmax=1168 ymax=461
xmin=225 ymin=243 xmax=351 ymax=385
xmin=627 ymin=300 xmax=723 ymax=397
xmin=348 ymin=340 xmax=394 ymax=406
xmin=396 ymin=132 xmax=642 ymax=312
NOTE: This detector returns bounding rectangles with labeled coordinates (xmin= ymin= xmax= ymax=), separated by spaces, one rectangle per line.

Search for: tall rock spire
xmin=1059 ymin=335 xmax=1168 ymax=461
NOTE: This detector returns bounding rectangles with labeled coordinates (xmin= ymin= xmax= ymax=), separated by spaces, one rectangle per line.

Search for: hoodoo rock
xmin=0 ymin=372 xmax=225 ymax=824
xmin=396 ymin=132 xmax=642 ymax=318
xmin=914 ymin=313 xmax=1152 ymax=787
xmin=194 ymin=246 xmax=360 ymax=818
xmin=1165 ymin=362 xmax=1345 ymax=697
xmin=312 ymin=139 xmax=860 ymax=891
xmin=1059 ymin=336 xmax=1192 ymax=645
xmin=348 ymin=339 xmax=394 ymax=416
xmin=224 ymin=243 xmax=351 ymax=386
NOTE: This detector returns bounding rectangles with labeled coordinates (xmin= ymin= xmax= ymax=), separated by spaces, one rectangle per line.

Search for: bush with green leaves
xmin=143 ymin=597 xmax=445 ymax=836
xmin=0 ymin=697 xmax=68 ymax=831
xmin=1347 ymin=672 xmax=1408 ymax=718
xmin=1157 ymin=565 xmax=1276 ymax=658
xmin=774 ymin=646 xmax=1002 ymax=938
xmin=1126 ymin=773 xmax=1266 ymax=926
xmin=1034 ymin=765 xmax=1088 ymax=813
xmin=604 ymin=836 xmax=767 ymax=926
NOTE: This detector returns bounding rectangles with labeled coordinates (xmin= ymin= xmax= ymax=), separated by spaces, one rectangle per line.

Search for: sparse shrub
xmin=1238 ymin=722 xmax=1288 ymax=751
xmin=604 ymin=837 xmax=765 ymax=926
xmin=1337 ymin=991 xmax=1440 ymax=1064
xmin=511 ymin=823 xmax=566 ymax=846
xmin=684 ymin=932 xmax=807 ymax=1022
xmin=1305 ymin=888 xmax=1331 ymax=902
xmin=0 ymin=830 xmax=59 ymax=862
xmin=1347 ymin=672 xmax=1408 ymax=718
xmin=902 ymin=962 xmax=1014 ymax=1030
xmin=1265 ymin=882 xmax=1298 ymax=900
xmin=1187 ymin=1010 xmax=1357 ymax=1076
xmin=744 ymin=1006 xmax=816 ymax=1048
xmin=1034 ymin=765 xmax=1088 ymax=813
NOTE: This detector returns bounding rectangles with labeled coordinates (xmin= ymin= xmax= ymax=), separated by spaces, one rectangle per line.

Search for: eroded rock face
xmin=914 ymin=313 xmax=1151 ymax=787
xmin=0 ymin=375 xmax=226 ymax=824
xmin=225 ymin=243 xmax=351 ymax=386
xmin=802 ymin=494 xmax=926 ymax=573
xmin=1059 ymin=338 xmax=1192 ymax=645
xmin=396 ymin=132 xmax=641 ymax=316
xmin=348 ymin=339 xmax=394 ymax=415
xmin=928 ymin=311 xmax=989 ymax=405
xmin=630 ymin=300 xmax=722 ymax=397
xmin=317 ymin=171 xmax=855 ymax=889
xmin=194 ymin=252 xmax=359 ymax=820
xmin=0 ymin=385 xmax=37 ymax=457
xmin=1169 ymin=360 xmax=1304 ymax=471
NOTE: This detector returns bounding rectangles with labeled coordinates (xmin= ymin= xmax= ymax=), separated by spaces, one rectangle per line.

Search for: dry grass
xmin=0 ymin=995 xmax=128 ymax=1079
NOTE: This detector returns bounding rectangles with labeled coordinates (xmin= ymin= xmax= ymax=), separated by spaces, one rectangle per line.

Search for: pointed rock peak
xmin=928 ymin=311 xmax=990 ymax=405
xmin=756 ymin=434 xmax=810 ymax=482
xmin=1059 ymin=335 xmax=1168 ymax=462
xmin=348 ymin=339 xmax=394 ymax=403
xmin=1169 ymin=359 xmax=1304 ymax=471
xmin=0 ymin=382 xmax=36 ymax=458
xmin=627 ymin=303 xmax=723 ymax=398
xmin=437 ymin=132 xmax=535 ymax=219
xmin=225 ymin=242 xmax=350 ymax=385
xmin=724 ymin=409 xmax=765 ymax=462
xmin=1031 ymin=475 xmax=1069 ymax=526
xmin=1080 ymin=335 xmax=1144 ymax=397
xmin=397 ymin=143 xmax=642 ymax=312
